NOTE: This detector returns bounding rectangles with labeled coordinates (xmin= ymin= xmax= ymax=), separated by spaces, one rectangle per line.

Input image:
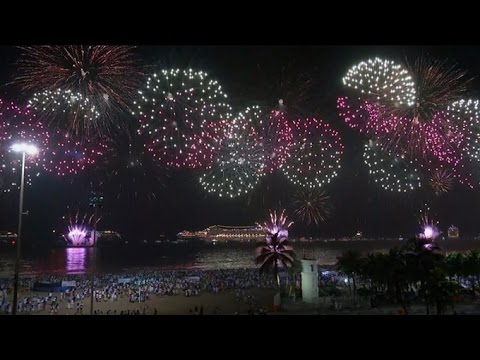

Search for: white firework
xmin=282 ymin=118 xmax=343 ymax=189
xmin=447 ymin=99 xmax=480 ymax=161
xmin=363 ymin=139 xmax=422 ymax=193
xmin=132 ymin=68 xmax=232 ymax=169
xmin=28 ymin=89 xmax=101 ymax=130
xmin=342 ymin=57 xmax=416 ymax=107
xmin=199 ymin=108 xmax=265 ymax=199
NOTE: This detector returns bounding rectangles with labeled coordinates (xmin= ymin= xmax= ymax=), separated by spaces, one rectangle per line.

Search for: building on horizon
xmin=354 ymin=231 xmax=363 ymax=239
xmin=448 ymin=225 xmax=459 ymax=239
xmin=59 ymin=230 xmax=124 ymax=247
xmin=0 ymin=231 xmax=17 ymax=246
xmin=178 ymin=225 xmax=265 ymax=242
xmin=97 ymin=231 xmax=124 ymax=246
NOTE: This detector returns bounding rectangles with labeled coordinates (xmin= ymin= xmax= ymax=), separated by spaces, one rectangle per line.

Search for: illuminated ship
xmin=178 ymin=225 xmax=264 ymax=242
xmin=447 ymin=225 xmax=459 ymax=239
xmin=0 ymin=231 xmax=17 ymax=247
xmin=354 ymin=231 xmax=363 ymax=239
xmin=96 ymin=231 xmax=125 ymax=247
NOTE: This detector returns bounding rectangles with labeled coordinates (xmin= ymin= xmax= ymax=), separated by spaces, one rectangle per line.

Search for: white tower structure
xmin=301 ymin=258 xmax=319 ymax=303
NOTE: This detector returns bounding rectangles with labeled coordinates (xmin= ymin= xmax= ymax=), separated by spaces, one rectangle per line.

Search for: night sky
xmin=2 ymin=45 xmax=480 ymax=246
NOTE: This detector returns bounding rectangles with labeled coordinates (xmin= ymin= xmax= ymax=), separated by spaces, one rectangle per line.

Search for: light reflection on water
xmin=66 ymin=248 xmax=87 ymax=274
xmin=5 ymin=240 xmax=397 ymax=276
xmin=2 ymin=238 xmax=480 ymax=276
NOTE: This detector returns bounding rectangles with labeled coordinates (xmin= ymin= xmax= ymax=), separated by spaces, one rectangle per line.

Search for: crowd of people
xmin=0 ymin=268 xmax=276 ymax=315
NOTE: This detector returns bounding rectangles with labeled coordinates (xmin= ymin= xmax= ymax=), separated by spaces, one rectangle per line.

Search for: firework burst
xmin=0 ymin=99 xmax=50 ymax=193
xmin=405 ymin=56 xmax=472 ymax=121
xmin=198 ymin=110 xmax=265 ymax=198
xmin=419 ymin=204 xmax=441 ymax=246
xmin=282 ymin=118 xmax=343 ymax=189
xmin=429 ymin=168 xmax=454 ymax=195
xmin=292 ymin=189 xmax=331 ymax=225
xmin=383 ymin=110 xmax=464 ymax=166
xmin=42 ymin=129 xmax=107 ymax=176
xmin=260 ymin=209 xmax=294 ymax=242
xmin=15 ymin=45 xmax=142 ymax=136
xmin=381 ymin=57 xmax=471 ymax=162
xmin=447 ymin=99 xmax=480 ymax=161
xmin=337 ymin=96 xmax=398 ymax=137
xmin=444 ymin=99 xmax=480 ymax=188
xmin=62 ymin=210 xmax=101 ymax=247
xmin=133 ymin=68 xmax=232 ymax=169
xmin=341 ymin=57 xmax=471 ymax=166
xmin=363 ymin=139 xmax=422 ymax=193
xmin=342 ymin=57 xmax=416 ymax=107
xmin=28 ymin=89 xmax=101 ymax=135
xmin=245 ymin=107 xmax=293 ymax=175
xmin=337 ymin=96 xmax=377 ymax=133
xmin=339 ymin=97 xmax=465 ymax=170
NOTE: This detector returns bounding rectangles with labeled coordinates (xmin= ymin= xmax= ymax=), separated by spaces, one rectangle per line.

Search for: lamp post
xmin=10 ymin=143 xmax=38 ymax=316
xmin=90 ymin=207 xmax=97 ymax=315
xmin=89 ymin=191 xmax=103 ymax=315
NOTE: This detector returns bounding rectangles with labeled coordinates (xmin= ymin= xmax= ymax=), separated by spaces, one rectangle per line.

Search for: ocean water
xmin=1 ymin=239 xmax=479 ymax=277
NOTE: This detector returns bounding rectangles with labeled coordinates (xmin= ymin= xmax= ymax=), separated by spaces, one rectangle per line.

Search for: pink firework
xmin=216 ymin=106 xmax=293 ymax=175
xmin=340 ymin=57 xmax=472 ymax=185
xmin=254 ymin=109 xmax=293 ymax=175
xmin=379 ymin=110 xmax=464 ymax=168
xmin=67 ymin=226 xmax=90 ymax=246
xmin=63 ymin=211 xmax=101 ymax=247
xmin=418 ymin=206 xmax=441 ymax=248
xmin=256 ymin=209 xmax=295 ymax=275
xmin=185 ymin=119 xmax=231 ymax=170
xmin=282 ymin=117 xmax=344 ymax=189
xmin=337 ymin=96 xmax=379 ymax=134
xmin=42 ymin=130 xmax=108 ymax=176
xmin=338 ymin=96 xmax=464 ymax=168
xmin=0 ymin=99 xmax=50 ymax=193
xmin=261 ymin=209 xmax=294 ymax=244
xmin=337 ymin=96 xmax=399 ymax=137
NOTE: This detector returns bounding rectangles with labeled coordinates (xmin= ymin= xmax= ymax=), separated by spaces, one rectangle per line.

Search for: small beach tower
xmin=301 ymin=255 xmax=319 ymax=303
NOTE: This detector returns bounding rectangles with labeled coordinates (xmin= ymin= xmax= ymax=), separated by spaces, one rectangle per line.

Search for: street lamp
xmin=89 ymin=191 xmax=103 ymax=315
xmin=11 ymin=142 xmax=38 ymax=315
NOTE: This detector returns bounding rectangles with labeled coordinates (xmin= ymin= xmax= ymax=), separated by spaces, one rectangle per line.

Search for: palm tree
xmin=445 ymin=253 xmax=464 ymax=282
xmin=463 ymin=250 xmax=480 ymax=297
xmin=418 ymin=269 xmax=459 ymax=315
xmin=403 ymin=237 xmax=447 ymax=314
xmin=385 ymin=247 xmax=411 ymax=314
xmin=255 ymin=210 xmax=296 ymax=292
xmin=337 ymin=250 xmax=363 ymax=305
xmin=363 ymin=253 xmax=389 ymax=295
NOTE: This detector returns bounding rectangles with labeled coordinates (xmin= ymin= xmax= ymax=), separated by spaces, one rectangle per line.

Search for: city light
xmin=10 ymin=143 xmax=38 ymax=155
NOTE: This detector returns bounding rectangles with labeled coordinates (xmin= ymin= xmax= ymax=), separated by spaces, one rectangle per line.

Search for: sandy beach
xmin=12 ymin=287 xmax=277 ymax=315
